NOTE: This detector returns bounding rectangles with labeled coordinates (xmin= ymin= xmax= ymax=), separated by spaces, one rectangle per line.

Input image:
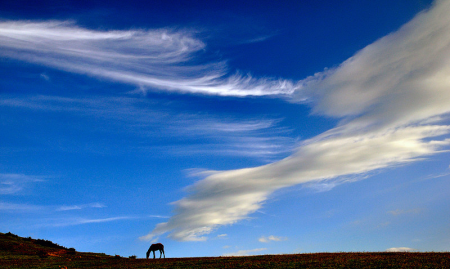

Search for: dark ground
xmin=1 ymin=232 xmax=449 ymax=268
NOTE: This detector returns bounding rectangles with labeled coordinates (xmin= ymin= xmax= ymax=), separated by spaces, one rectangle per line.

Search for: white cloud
xmin=40 ymin=216 xmax=138 ymax=227
xmin=387 ymin=208 xmax=422 ymax=216
xmin=40 ymin=73 xmax=50 ymax=81
xmin=0 ymin=95 xmax=295 ymax=160
xmin=43 ymin=214 xmax=169 ymax=228
xmin=0 ymin=202 xmax=43 ymax=212
xmin=144 ymin=126 xmax=450 ymax=241
xmin=56 ymin=202 xmax=106 ymax=211
xmin=0 ymin=173 xmax=44 ymax=195
xmin=296 ymin=0 xmax=450 ymax=126
xmin=223 ymin=248 xmax=267 ymax=256
xmin=386 ymin=247 xmax=416 ymax=252
xmin=0 ymin=20 xmax=298 ymax=97
xmin=259 ymin=235 xmax=287 ymax=243
xmin=142 ymin=0 xmax=450 ymax=241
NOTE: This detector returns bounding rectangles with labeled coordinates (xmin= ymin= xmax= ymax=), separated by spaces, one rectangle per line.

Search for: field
xmin=1 ymin=232 xmax=449 ymax=268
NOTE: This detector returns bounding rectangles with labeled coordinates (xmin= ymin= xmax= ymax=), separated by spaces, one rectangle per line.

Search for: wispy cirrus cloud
xmin=223 ymin=248 xmax=267 ymax=256
xmin=142 ymin=0 xmax=450 ymax=241
xmin=39 ymin=214 xmax=169 ymax=228
xmin=259 ymin=235 xmax=287 ymax=243
xmin=386 ymin=247 xmax=416 ymax=252
xmin=0 ymin=202 xmax=44 ymax=212
xmin=37 ymin=216 xmax=137 ymax=228
xmin=0 ymin=173 xmax=45 ymax=195
xmin=0 ymin=95 xmax=295 ymax=160
xmin=0 ymin=20 xmax=298 ymax=97
xmin=387 ymin=209 xmax=422 ymax=216
xmin=56 ymin=203 xmax=106 ymax=211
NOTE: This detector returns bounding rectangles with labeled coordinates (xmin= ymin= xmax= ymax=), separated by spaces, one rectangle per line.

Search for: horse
xmin=146 ymin=243 xmax=165 ymax=259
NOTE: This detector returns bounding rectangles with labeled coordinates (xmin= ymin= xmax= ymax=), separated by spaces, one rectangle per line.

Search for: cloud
xmin=40 ymin=73 xmax=50 ymax=81
xmin=0 ymin=20 xmax=298 ymax=97
xmin=0 ymin=95 xmax=295 ymax=160
xmin=0 ymin=202 xmax=43 ymax=212
xmin=41 ymin=214 xmax=169 ymax=227
xmin=387 ymin=209 xmax=422 ymax=216
xmin=0 ymin=173 xmax=45 ymax=195
xmin=143 ymin=0 xmax=450 ymax=241
xmin=258 ymin=235 xmax=287 ymax=243
xmin=223 ymin=248 xmax=267 ymax=256
xmin=56 ymin=203 xmax=106 ymax=211
xmin=386 ymin=247 xmax=416 ymax=252
xmin=44 ymin=216 xmax=137 ymax=227
xmin=296 ymin=0 xmax=450 ymax=125
xmin=144 ymin=126 xmax=450 ymax=241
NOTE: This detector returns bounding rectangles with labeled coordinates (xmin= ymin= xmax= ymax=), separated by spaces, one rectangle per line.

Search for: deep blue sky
xmin=1 ymin=0 xmax=450 ymax=258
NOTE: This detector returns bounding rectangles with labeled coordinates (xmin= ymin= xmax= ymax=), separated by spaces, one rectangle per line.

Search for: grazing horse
xmin=146 ymin=243 xmax=165 ymax=259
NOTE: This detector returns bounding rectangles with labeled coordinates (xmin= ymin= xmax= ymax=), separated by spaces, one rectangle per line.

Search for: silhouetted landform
xmin=0 ymin=231 xmax=108 ymax=263
xmin=5 ymin=232 xmax=66 ymax=249
xmin=1 ymin=232 xmax=450 ymax=268
xmin=0 ymin=232 xmax=71 ymax=258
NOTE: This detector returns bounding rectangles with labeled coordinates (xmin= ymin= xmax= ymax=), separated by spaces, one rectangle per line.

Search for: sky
xmin=1 ymin=0 xmax=450 ymax=258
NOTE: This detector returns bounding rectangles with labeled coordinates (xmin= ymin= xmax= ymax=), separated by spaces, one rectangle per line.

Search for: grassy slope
xmin=1 ymin=232 xmax=449 ymax=268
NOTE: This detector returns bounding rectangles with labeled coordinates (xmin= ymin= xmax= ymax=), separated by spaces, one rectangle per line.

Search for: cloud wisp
xmin=142 ymin=0 xmax=450 ymax=241
xmin=223 ymin=248 xmax=267 ymax=257
xmin=0 ymin=95 xmax=295 ymax=160
xmin=0 ymin=173 xmax=45 ymax=195
xmin=0 ymin=202 xmax=44 ymax=212
xmin=0 ymin=20 xmax=298 ymax=97
xmin=259 ymin=235 xmax=287 ymax=243
xmin=56 ymin=203 xmax=106 ymax=211
xmin=386 ymin=247 xmax=416 ymax=252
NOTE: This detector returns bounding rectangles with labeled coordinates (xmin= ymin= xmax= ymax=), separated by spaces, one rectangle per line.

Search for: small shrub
xmin=34 ymin=239 xmax=66 ymax=250
xmin=6 ymin=232 xmax=19 ymax=238
xmin=129 ymin=255 xmax=137 ymax=259
xmin=37 ymin=250 xmax=49 ymax=259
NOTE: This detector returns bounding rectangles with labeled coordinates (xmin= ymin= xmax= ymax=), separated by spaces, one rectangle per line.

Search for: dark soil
xmin=1 ymin=232 xmax=449 ymax=268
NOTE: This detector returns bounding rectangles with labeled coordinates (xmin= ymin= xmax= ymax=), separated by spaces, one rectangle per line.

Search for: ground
xmin=1 ymin=232 xmax=449 ymax=268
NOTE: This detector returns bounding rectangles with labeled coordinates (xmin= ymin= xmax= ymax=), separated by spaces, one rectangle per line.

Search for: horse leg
xmin=162 ymin=248 xmax=165 ymax=258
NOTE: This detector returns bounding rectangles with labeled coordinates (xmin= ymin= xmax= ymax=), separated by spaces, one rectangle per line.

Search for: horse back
xmin=150 ymin=243 xmax=164 ymax=250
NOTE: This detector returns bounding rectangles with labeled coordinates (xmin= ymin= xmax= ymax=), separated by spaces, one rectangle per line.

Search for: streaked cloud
xmin=143 ymin=0 xmax=450 ymax=241
xmin=36 ymin=214 xmax=167 ymax=228
xmin=45 ymin=216 xmax=137 ymax=227
xmin=387 ymin=209 xmax=422 ymax=216
xmin=0 ymin=95 xmax=294 ymax=160
xmin=223 ymin=248 xmax=267 ymax=256
xmin=0 ymin=173 xmax=45 ymax=195
xmin=258 ymin=235 xmax=287 ymax=243
xmin=0 ymin=202 xmax=43 ymax=212
xmin=39 ymin=73 xmax=50 ymax=81
xmin=0 ymin=20 xmax=298 ymax=97
xmin=56 ymin=203 xmax=106 ymax=211
xmin=386 ymin=247 xmax=416 ymax=252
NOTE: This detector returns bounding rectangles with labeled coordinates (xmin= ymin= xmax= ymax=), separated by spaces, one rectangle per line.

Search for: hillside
xmin=1 ymin=232 xmax=449 ymax=268
xmin=0 ymin=232 xmax=117 ymax=268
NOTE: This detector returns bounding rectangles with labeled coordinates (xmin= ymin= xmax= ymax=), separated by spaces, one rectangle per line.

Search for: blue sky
xmin=1 ymin=0 xmax=450 ymax=258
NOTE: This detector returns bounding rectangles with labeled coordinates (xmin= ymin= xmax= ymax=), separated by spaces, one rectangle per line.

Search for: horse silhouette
xmin=146 ymin=243 xmax=165 ymax=259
